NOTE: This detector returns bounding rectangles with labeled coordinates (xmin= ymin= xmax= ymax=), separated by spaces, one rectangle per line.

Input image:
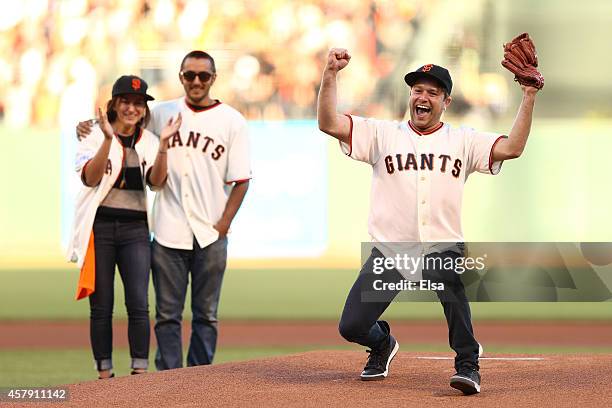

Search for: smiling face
xmin=180 ymin=57 xmax=217 ymax=106
xmin=114 ymin=94 xmax=147 ymax=126
xmin=408 ymin=78 xmax=452 ymax=132
xmin=106 ymin=93 xmax=149 ymax=134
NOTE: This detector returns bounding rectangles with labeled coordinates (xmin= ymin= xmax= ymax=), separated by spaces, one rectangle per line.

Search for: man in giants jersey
xmin=317 ymin=48 xmax=539 ymax=394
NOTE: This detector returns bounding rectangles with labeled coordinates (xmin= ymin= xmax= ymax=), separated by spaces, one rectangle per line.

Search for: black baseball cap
xmin=111 ymin=75 xmax=155 ymax=100
xmin=404 ymin=64 xmax=453 ymax=95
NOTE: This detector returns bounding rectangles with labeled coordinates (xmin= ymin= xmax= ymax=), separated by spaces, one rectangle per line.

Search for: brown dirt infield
xmin=1 ymin=320 xmax=611 ymax=349
xmin=4 ymin=351 xmax=611 ymax=407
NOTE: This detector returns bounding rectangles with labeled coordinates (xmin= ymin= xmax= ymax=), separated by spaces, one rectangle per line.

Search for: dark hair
xmin=106 ymin=96 xmax=151 ymax=128
xmin=180 ymin=50 xmax=216 ymax=73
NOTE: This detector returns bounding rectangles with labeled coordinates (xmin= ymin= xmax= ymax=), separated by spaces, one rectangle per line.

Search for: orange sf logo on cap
xmin=421 ymin=64 xmax=433 ymax=72
xmin=132 ymin=78 xmax=141 ymax=90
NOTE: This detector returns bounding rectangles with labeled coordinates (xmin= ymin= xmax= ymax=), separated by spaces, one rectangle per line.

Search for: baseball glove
xmin=501 ymin=32 xmax=544 ymax=90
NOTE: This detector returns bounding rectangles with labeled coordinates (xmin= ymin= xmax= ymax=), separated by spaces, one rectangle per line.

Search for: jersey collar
xmin=113 ymin=126 xmax=143 ymax=145
xmin=408 ymin=121 xmax=444 ymax=136
xmin=184 ymin=98 xmax=222 ymax=112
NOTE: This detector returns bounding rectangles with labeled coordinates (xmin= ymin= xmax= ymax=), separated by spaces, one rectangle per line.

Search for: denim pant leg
xmin=338 ymin=248 xmax=402 ymax=351
xmin=89 ymin=219 xmax=116 ymax=371
xmin=424 ymin=251 xmax=480 ymax=371
xmin=151 ymin=240 xmax=190 ymax=370
xmin=116 ymin=220 xmax=151 ymax=370
xmin=187 ymin=236 xmax=228 ymax=366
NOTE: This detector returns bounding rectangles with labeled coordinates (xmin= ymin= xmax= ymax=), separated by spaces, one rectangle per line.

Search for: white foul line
xmin=415 ymin=357 xmax=545 ymax=361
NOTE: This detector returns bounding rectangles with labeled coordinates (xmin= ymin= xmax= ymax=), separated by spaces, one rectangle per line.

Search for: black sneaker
xmin=360 ymin=335 xmax=399 ymax=381
xmin=450 ymin=368 xmax=481 ymax=394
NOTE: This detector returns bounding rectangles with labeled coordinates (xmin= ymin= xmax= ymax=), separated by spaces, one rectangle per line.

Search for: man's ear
xmin=444 ymin=95 xmax=452 ymax=110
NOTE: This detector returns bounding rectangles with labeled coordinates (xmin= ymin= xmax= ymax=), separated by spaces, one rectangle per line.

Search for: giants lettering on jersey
xmin=168 ymin=131 xmax=226 ymax=161
xmin=384 ymin=153 xmax=462 ymax=178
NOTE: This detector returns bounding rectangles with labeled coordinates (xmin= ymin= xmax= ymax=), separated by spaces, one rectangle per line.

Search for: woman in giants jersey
xmin=67 ymin=75 xmax=181 ymax=379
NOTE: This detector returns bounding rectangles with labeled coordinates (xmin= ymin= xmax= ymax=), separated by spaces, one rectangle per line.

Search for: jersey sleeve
xmin=146 ymin=133 xmax=160 ymax=173
xmin=225 ymin=116 xmax=252 ymax=183
xmin=142 ymin=130 xmax=161 ymax=190
xmin=75 ymin=126 xmax=104 ymax=185
xmin=465 ymin=128 xmax=506 ymax=175
xmin=146 ymin=105 xmax=163 ymax=137
xmin=339 ymin=115 xmax=384 ymax=165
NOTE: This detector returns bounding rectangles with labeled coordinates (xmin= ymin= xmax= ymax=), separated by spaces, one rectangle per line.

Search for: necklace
xmin=118 ymin=129 xmax=137 ymax=189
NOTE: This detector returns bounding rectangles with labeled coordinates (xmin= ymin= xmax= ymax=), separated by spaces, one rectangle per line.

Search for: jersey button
xmin=420 ymin=176 xmax=425 ymax=181
xmin=421 ymin=200 xmax=426 ymax=204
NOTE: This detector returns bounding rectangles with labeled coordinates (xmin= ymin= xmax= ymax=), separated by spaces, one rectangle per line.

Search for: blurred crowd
xmin=0 ymin=0 xmax=508 ymax=129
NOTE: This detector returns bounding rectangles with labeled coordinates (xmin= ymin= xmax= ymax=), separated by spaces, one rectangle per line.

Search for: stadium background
xmin=1 ymin=0 xmax=612 ymax=387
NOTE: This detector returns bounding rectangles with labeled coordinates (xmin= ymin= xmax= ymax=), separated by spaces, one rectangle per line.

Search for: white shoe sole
xmin=360 ymin=340 xmax=400 ymax=381
xmin=450 ymin=374 xmax=481 ymax=394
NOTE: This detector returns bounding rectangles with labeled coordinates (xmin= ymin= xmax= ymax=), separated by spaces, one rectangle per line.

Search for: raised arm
xmin=76 ymin=119 xmax=94 ymax=140
xmin=148 ymin=113 xmax=182 ymax=187
xmin=491 ymin=86 xmax=539 ymax=161
xmin=82 ymin=108 xmax=114 ymax=186
xmin=317 ymin=48 xmax=352 ymax=144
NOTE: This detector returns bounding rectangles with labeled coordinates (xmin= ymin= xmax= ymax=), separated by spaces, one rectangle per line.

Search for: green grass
xmin=2 ymin=343 xmax=611 ymax=388
xmin=1 ymin=268 xmax=611 ymax=321
xmin=0 ymin=346 xmax=332 ymax=387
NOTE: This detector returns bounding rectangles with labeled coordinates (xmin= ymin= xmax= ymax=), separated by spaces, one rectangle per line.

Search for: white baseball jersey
xmin=67 ymin=126 xmax=159 ymax=267
xmin=340 ymin=116 xmax=505 ymax=243
xmin=147 ymin=98 xmax=252 ymax=250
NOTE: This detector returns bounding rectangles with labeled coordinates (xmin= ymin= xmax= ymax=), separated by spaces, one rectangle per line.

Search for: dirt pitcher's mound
xmin=15 ymin=351 xmax=612 ymax=408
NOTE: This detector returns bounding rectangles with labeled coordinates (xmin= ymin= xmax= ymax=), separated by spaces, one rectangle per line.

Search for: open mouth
xmin=415 ymin=104 xmax=431 ymax=117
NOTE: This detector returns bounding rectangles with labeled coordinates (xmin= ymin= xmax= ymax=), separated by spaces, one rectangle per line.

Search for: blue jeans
xmin=151 ymin=236 xmax=228 ymax=370
xmin=89 ymin=217 xmax=151 ymax=371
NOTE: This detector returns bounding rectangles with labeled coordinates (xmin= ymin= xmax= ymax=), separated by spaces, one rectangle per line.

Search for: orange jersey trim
xmin=489 ymin=135 xmax=507 ymax=174
xmin=225 ymin=178 xmax=251 ymax=185
xmin=343 ymin=114 xmax=353 ymax=156
xmin=408 ymin=121 xmax=444 ymax=136
xmin=185 ymin=99 xmax=222 ymax=113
